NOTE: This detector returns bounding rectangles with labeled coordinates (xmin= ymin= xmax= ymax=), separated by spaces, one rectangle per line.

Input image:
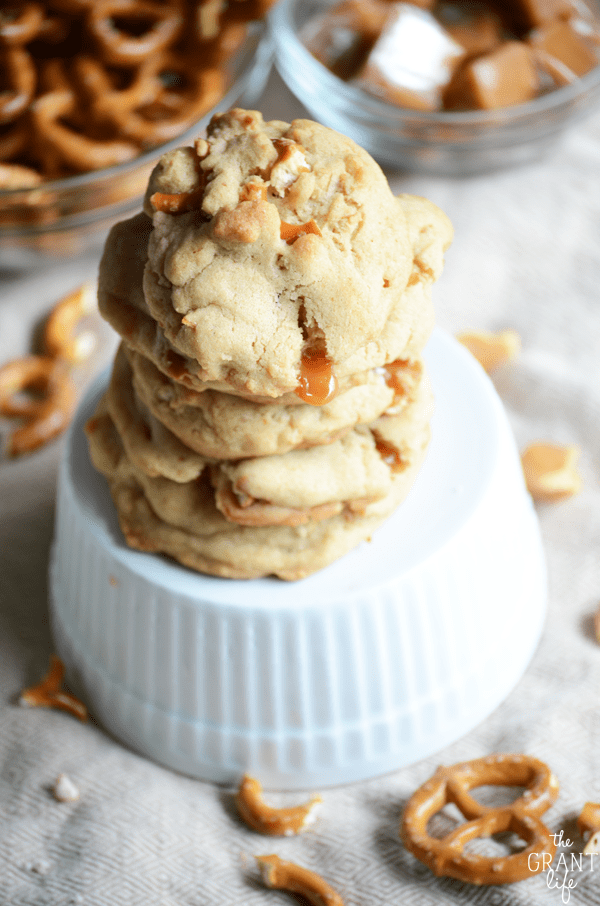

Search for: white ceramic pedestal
xmin=49 ymin=329 xmax=546 ymax=789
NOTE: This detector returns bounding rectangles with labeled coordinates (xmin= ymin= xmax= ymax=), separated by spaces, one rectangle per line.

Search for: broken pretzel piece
xmin=150 ymin=189 xmax=205 ymax=214
xmin=43 ymin=283 xmax=96 ymax=364
xmin=280 ymin=219 xmax=322 ymax=244
xmin=257 ymin=854 xmax=344 ymax=906
xmin=578 ymin=802 xmax=600 ymax=854
xmin=236 ymin=774 xmax=321 ymax=836
xmin=457 ymin=329 xmax=521 ymax=372
xmin=521 ymin=442 xmax=582 ymax=502
xmin=19 ymin=654 xmax=88 ymax=722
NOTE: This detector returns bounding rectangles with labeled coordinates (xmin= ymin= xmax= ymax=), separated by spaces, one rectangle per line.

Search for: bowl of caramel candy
xmin=271 ymin=0 xmax=600 ymax=174
xmin=0 ymin=1 xmax=275 ymax=268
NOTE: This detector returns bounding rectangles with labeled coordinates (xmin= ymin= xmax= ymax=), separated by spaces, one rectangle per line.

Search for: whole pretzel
xmin=74 ymin=55 xmax=160 ymax=125
xmin=400 ymin=753 xmax=559 ymax=885
xmin=87 ymin=0 xmax=184 ymax=66
xmin=0 ymin=355 xmax=76 ymax=456
xmin=0 ymin=46 xmax=36 ymax=124
xmin=30 ymin=89 xmax=139 ymax=172
xmin=0 ymin=3 xmax=44 ymax=46
xmin=101 ymin=55 xmax=225 ymax=147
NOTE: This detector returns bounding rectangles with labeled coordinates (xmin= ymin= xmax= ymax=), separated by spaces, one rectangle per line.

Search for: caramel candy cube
xmin=444 ymin=41 xmax=539 ymax=109
xmin=529 ymin=18 xmax=598 ymax=78
xmin=436 ymin=1 xmax=503 ymax=58
xmin=303 ymin=0 xmax=392 ymax=79
xmin=356 ymin=2 xmax=465 ymax=110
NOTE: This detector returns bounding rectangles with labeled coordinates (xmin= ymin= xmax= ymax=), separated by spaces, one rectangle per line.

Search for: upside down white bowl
xmin=49 ymin=328 xmax=546 ymax=789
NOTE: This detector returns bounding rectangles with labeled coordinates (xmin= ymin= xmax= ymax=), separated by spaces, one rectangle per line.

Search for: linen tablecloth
xmin=1 ymin=72 xmax=600 ymax=906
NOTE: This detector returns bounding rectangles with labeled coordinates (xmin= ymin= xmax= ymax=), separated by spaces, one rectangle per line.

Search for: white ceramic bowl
xmin=49 ymin=328 xmax=546 ymax=789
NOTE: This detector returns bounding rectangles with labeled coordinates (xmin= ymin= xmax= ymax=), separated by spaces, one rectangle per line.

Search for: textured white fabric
xmin=1 ymin=72 xmax=600 ymax=905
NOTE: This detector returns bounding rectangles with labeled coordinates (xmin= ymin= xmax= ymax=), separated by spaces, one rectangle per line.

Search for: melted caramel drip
xmin=295 ymin=351 xmax=337 ymax=406
xmin=280 ymin=219 xmax=322 ymax=244
xmin=165 ymin=348 xmax=188 ymax=380
xmin=375 ymin=439 xmax=404 ymax=473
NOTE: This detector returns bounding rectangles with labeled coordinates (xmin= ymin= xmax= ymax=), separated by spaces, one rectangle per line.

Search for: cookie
xmin=106 ymin=345 xmax=206 ymax=483
xmin=99 ymin=192 xmax=449 ymax=400
xmin=140 ymin=108 xmax=451 ymax=398
xmin=85 ymin=406 xmax=430 ymax=580
xmin=100 ymin=347 xmax=432 ymax=518
xmin=127 ymin=343 xmax=423 ymax=459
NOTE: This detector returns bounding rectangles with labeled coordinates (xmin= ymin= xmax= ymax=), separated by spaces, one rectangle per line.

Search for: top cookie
xmin=141 ymin=108 xmax=448 ymax=398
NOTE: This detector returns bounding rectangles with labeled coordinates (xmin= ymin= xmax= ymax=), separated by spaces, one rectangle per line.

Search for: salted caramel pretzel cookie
xmin=140 ymin=108 xmax=451 ymax=398
xmin=98 ymin=358 xmax=432 ymax=518
xmin=99 ymin=192 xmax=449 ymax=402
xmin=106 ymin=344 xmax=206 ymax=483
xmin=127 ymin=343 xmax=423 ymax=459
xmin=85 ymin=404 xmax=430 ymax=580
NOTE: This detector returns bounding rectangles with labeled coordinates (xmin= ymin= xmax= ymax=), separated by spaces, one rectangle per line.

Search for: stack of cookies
xmin=86 ymin=109 xmax=452 ymax=580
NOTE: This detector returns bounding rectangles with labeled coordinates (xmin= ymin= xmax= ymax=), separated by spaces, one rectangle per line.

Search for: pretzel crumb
xmin=19 ymin=654 xmax=88 ymax=722
xmin=521 ymin=442 xmax=582 ymax=502
xmin=457 ymin=329 xmax=521 ymax=372
xmin=52 ymin=773 xmax=80 ymax=803
xmin=236 ymin=774 xmax=321 ymax=835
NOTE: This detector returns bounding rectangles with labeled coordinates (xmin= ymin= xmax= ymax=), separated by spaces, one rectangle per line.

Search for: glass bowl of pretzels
xmin=0 ymin=1 xmax=274 ymax=268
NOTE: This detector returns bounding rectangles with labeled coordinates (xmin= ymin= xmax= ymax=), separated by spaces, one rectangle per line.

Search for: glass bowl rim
xmin=271 ymin=0 xmax=600 ymax=127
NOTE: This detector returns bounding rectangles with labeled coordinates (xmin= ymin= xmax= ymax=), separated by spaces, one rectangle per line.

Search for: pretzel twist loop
xmin=0 ymin=355 xmax=76 ymax=456
xmin=30 ymin=89 xmax=140 ymax=172
xmin=0 ymin=46 xmax=36 ymax=124
xmin=400 ymin=754 xmax=559 ymax=885
xmin=87 ymin=0 xmax=184 ymax=66
xmin=0 ymin=3 xmax=44 ymax=46
xmin=94 ymin=54 xmax=225 ymax=147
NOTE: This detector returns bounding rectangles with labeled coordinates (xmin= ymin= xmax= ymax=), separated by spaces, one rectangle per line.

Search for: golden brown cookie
xmin=139 ymin=109 xmax=451 ymax=398
xmin=127 ymin=343 xmax=423 ymax=459
xmin=85 ymin=405 xmax=430 ymax=580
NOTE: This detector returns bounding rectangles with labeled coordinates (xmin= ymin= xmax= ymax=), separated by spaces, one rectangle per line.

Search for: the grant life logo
xmin=529 ymin=830 xmax=597 ymax=903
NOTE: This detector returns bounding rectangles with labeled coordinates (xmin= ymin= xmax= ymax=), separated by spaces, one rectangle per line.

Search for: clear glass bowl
xmin=0 ymin=22 xmax=273 ymax=270
xmin=271 ymin=0 xmax=600 ymax=175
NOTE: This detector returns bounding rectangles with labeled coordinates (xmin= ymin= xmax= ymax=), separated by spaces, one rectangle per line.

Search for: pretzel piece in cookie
xmin=257 ymin=854 xmax=344 ymax=906
xmin=236 ymin=774 xmax=321 ymax=836
xmin=400 ymin=753 xmax=559 ymax=885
